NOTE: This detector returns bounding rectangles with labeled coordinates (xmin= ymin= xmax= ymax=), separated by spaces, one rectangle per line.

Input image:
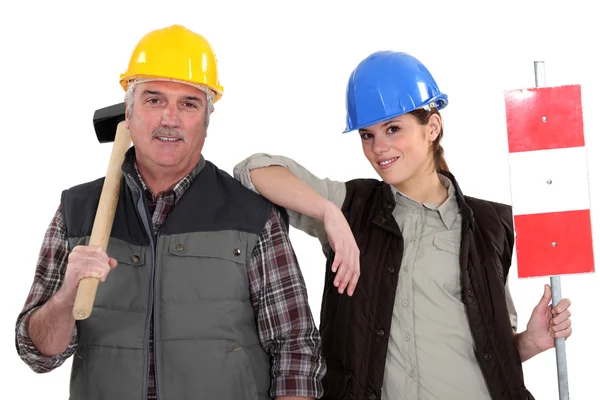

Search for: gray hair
xmin=124 ymin=80 xmax=213 ymax=128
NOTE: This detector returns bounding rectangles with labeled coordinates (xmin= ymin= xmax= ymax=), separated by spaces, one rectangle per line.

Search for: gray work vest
xmin=61 ymin=153 xmax=276 ymax=400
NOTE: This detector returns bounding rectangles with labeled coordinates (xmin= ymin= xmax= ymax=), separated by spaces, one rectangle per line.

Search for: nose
xmin=160 ymin=102 xmax=182 ymax=127
xmin=372 ymin=135 xmax=389 ymax=155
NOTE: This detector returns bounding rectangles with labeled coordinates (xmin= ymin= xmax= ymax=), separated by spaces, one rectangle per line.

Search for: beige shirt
xmin=234 ymin=154 xmax=519 ymax=400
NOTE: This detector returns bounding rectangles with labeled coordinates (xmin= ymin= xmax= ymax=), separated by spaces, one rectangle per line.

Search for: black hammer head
xmin=93 ymin=102 xmax=126 ymax=143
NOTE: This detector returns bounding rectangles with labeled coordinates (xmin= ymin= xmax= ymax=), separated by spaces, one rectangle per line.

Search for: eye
xmin=146 ymin=98 xmax=162 ymax=105
xmin=183 ymin=101 xmax=199 ymax=109
xmin=386 ymin=125 xmax=401 ymax=134
xmin=360 ymin=132 xmax=372 ymax=141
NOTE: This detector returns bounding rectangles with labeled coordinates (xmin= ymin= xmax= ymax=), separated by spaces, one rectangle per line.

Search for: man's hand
xmin=56 ymin=245 xmax=118 ymax=305
xmin=515 ymin=284 xmax=573 ymax=362
xmin=322 ymin=203 xmax=360 ymax=296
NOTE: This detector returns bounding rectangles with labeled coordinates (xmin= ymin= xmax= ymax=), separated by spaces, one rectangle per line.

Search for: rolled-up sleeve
xmin=15 ymin=205 xmax=78 ymax=373
xmin=234 ymin=153 xmax=347 ymax=246
xmin=247 ymin=206 xmax=326 ymax=398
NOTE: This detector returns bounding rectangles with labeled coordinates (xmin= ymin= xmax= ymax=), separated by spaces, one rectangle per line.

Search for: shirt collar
xmin=390 ymin=173 xmax=459 ymax=229
xmin=123 ymin=146 xmax=206 ymax=203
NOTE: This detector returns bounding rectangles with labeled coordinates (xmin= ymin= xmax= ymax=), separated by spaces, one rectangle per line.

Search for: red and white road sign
xmin=504 ymin=84 xmax=595 ymax=278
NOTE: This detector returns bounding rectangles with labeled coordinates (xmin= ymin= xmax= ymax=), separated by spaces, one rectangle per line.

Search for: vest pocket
xmin=167 ymin=233 xmax=246 ymax=264
xmin=240 ymin=343 xmax=272 ymax=398
xmin=164 ymin=234 xmax=249 ymax=301
xmin=221 ymin=345 xmax=262 ymax=400
xmin=158 ymin=341 xmax=263 ymax=400
xmin=69 ymin=345 xmax=145 ymax=400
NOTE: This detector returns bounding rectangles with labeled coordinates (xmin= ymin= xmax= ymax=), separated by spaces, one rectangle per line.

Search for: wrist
xmin=515 ymin=330 xmax=546 ymax=362
xmin=319 ymin=200 xmax=340 ymax=222
xmin=53 ymin=285 xmax=76 ymax=311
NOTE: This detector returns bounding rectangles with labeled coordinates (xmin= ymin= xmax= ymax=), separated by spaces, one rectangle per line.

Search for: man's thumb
xmin=536 ymin=284 xmax=552 ymax=309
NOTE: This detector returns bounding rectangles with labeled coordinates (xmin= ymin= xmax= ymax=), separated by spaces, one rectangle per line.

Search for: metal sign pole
xmin=534 ymin=60 xmax=570 ymax=400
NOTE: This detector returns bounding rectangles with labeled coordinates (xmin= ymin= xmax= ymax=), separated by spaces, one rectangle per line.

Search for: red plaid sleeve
xmin=247 ymin=206 xmax=326 ymax=398
xmin=15 ymin=205 xmax=77 ymax=373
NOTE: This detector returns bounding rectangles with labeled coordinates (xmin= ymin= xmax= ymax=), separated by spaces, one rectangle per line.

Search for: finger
xmin=550 ymin=318 xmax=571 ymax=334
xmin=340 ymin=268 xmax=353 ymax=294
xmin=72 ymin=249 xmax=109 ymax=268
xmin=346 ymin=270 xmax=360 ymax=297
xmin=333 ymin=262 xmax=347 ymax=288
xmin=79 ymin=267 xmax=109 ymax=282
xmin=335 ymin=265 xmax=352 ymax=294
xmin=108 ymin=257 xmax=118 ymax=269
xmin=83 ymin=247 xmax=110 ymax=262
xmin=535 ymin=284 xmax=552 ymax=310
xmin=551 ymin=309 xmax=571 ymax=325
xmin=331 ymin=252 xmax=342 ymax=274
xmin=552 ymin=298 xmax=572 ymax=314
xmin=79 ymin=257 xmax=112 ymax=279
xmin=552 ymin=326 xmax=572 ymax=339
xmin=70 ymin=245 xmax=86 ymax=253
xmin=86 ymin=245 xmax=107 ymax=254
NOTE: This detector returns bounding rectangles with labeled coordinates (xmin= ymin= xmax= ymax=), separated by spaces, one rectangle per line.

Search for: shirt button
xmin=175 ymin=244 xmax=184 ymax=252
xmin=387 ymin=267 xmax=395 ymax=273
xmin=466 ymin=290 xmax=474 ymax=297
xmin=410 ymin=236 xmax=417 ymax=242
xmin=403 ymin=266 xmax=408 ymax=272
xmin=402 ymin=300 xmax=409 ymax=307
xmin=404 ymin=335 xmax=411 ymax=342
xmin=233 ymin=248 xmax=241 ymax=256
xmin=484 ymin=353 xmax=492 ymax=360
xmin=367 ymin=394 xmax=376 ymax=400
xmin=409 ymin=370 xmax=415 ymax=378
xmin=131 ymin=255 xmax=140 ymax=263
xmin=376 ymin=329 xmax=384 ymax=337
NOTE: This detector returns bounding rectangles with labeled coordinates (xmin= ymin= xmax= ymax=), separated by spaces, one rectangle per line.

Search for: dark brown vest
xmin=318 ymin=171 xmax=534 ymax=400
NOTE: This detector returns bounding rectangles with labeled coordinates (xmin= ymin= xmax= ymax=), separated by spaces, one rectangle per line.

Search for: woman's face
xmin=359 ymin=112 xmax=441 ymax=187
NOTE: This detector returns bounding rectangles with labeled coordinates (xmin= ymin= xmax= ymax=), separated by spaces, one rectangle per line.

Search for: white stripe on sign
xmin=508 ymin=145 xmax=591 ymax=216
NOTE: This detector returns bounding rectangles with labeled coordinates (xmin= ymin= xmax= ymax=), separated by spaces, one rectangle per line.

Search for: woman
xmin=233 ymin=51 xmax=572 ymax=400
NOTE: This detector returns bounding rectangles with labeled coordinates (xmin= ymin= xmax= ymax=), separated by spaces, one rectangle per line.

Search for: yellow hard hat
xmin=120 ymin=24 xmax=224 ymax=102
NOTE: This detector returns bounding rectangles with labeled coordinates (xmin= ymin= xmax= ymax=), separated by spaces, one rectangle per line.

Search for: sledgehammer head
xmin=93 ymin=102 xmax=126 ymax=143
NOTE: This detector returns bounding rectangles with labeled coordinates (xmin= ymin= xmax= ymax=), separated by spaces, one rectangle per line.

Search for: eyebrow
xmin=141 ymin=90 xmax=163 ymax=97
xmin=359 ymin=118 xmax=402 ymax=133
xmin=382 ymin=119 xmax=402 ymax=127
xmin=140 ymin=90 xmax=204 ymax=103
xmin=182 ymin=96 xmax=204 ymax=103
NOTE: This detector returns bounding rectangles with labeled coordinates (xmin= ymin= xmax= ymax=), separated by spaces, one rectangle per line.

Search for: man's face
xmin=125 ymin=80 xmax=210 ymax=173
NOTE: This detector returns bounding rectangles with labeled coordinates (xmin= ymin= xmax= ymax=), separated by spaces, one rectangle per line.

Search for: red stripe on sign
xmin=513 ymin=209 xmax=595 ymax=278
xmin=504 ymin=85 xmax=585 ymax=153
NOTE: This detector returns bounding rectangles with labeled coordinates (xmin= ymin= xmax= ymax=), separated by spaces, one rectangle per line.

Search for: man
xmin=15 ymin=24 xmax=325 ymax=400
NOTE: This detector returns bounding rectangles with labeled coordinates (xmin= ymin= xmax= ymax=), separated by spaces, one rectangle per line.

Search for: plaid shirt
xmin=15 ymin=157 xmax=325 ymax=399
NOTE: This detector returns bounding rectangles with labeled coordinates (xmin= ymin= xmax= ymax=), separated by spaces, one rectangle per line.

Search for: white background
xmin=1 ymin=0 xmax=598 ymax=398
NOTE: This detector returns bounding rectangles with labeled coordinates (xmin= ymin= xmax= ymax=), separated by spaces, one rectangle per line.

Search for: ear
xmin=125 ymin=105 xmax=131 ymax=129
xmin=427 ymin=113 xmax=442 ymax=142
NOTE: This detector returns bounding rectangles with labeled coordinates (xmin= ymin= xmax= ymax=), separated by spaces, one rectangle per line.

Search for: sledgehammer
xmin=72 ymin=102 xmax=130 ymax=320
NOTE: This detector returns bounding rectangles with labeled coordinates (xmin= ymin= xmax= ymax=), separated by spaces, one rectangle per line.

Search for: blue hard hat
xmin=343 ymin=51 xmax=448 ymax=133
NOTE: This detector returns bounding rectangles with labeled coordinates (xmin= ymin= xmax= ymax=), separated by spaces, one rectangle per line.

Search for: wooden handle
xmin=72 ymin=121 xmax=131 ymax=320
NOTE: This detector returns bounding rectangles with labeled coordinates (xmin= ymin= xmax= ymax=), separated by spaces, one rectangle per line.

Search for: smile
xmin=156 ymin=137 xmax=181 ymax=142
xmin=377 ymin=157 xmax=398 ymax=169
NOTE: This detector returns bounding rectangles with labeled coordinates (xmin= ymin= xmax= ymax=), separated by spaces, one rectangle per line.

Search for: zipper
xmin=127 ymin=174 xmax=158 ymax=400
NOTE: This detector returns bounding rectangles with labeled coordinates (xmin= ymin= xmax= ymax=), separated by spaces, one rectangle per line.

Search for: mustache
xmin=151 ymin=126 xmax=188 ymax=143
